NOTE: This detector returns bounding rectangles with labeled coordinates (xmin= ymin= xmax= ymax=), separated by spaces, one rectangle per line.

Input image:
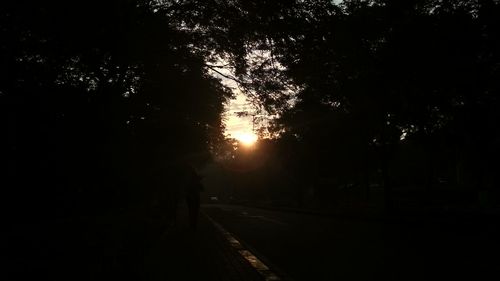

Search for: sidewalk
xmin=143 ymin=208 xmax=264 ymax=281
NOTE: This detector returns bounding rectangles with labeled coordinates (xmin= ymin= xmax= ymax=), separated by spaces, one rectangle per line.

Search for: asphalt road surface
xmin=202 ymin=204 xmax=499 ymax=281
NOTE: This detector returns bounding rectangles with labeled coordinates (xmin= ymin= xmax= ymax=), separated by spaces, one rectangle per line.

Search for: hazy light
xmin=236 ymin=132 xmax=258 ymax=146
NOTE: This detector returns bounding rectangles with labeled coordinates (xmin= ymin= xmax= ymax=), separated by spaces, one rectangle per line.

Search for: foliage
xmin=178 ymin=0 xmax=500 ymax=208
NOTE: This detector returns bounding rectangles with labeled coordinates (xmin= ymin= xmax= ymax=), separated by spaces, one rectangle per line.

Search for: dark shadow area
xmin=2 ymin=1 xmax=499 ymax=280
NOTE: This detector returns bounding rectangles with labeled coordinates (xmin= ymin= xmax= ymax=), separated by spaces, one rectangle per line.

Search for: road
xmin=202 ymin=204 xmax=499 ymax=281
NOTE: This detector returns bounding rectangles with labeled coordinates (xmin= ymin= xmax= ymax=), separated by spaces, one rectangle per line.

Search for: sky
xmin=224 ymin=91 xmax=257 ymax=140
xmin=206 ymin=58 xmax=258 ymax=140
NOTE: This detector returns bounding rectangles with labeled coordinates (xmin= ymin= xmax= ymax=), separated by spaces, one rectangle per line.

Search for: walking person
xmin=185 ymin=166 xmax=203 ymax=230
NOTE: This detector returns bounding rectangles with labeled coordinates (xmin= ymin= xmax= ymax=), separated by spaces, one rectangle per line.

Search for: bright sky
xmin=224 ymin=92 xmax=256 ymax=139
xmin=206 ymin=58 xmax=259 ymax=143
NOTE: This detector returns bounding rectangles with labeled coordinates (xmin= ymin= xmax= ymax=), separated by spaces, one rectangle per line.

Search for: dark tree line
xmin=273 ymin=0 xmax=500 ymax=211
xmin=266 ymin=0 xmax=500 ymax=211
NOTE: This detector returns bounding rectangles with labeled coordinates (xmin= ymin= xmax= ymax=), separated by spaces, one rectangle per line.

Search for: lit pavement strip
xmin=204 ymin=214 xmax=282 ymax=281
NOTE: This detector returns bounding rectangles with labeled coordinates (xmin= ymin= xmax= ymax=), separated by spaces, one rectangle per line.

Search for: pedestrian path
xmin=143 ymin=208 xmax=265 ymax=281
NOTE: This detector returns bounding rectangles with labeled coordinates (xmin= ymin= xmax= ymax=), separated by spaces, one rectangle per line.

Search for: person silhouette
xmin=184 ymin=166 xmax=203 ymax=230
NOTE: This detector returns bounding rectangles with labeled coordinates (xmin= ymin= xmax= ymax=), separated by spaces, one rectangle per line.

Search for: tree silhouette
xmin=174 ymin=0 xmax=500 ymax=212
xmin=1 ymin=1 xmax=233 ymax=279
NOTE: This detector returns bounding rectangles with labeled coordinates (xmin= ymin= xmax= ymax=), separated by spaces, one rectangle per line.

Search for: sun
xmin=235 ymin=132 xmax=258 ymax=146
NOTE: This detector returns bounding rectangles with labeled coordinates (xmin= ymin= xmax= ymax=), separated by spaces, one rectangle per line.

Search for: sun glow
xmin=235 ymin=132 xmax=258 ymax=146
